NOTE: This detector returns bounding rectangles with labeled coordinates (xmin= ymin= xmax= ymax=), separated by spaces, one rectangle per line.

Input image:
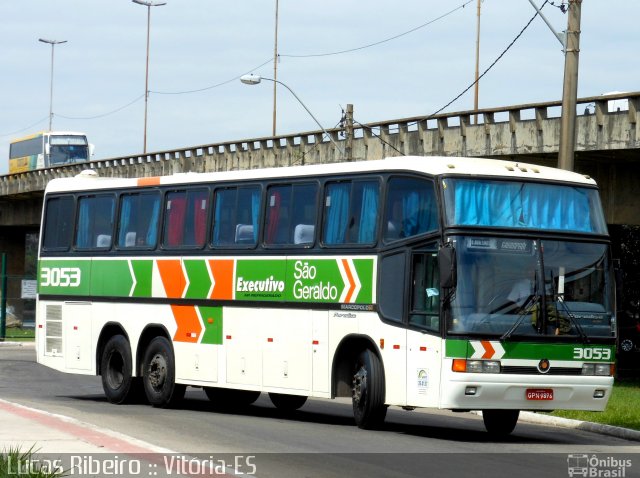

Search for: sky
xmin=1 ymin=0 xmax=639 ymax=175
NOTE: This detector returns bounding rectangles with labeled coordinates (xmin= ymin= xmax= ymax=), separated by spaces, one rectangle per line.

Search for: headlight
xmin=582 ymin=363 xmax=613 ymax=376
xmin=582 ymin=363 xmax=595 ymax=375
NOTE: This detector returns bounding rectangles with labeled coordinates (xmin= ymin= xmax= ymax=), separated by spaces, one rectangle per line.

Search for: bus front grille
xmin=501 ymin=366 xmax=582 ymax=376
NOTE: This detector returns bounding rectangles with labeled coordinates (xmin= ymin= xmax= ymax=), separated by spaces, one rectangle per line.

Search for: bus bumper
xmin=439 ymin=372 xmax=613 ymax=411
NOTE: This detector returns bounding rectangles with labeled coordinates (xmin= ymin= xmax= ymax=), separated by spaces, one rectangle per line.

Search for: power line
xmin=151 ymin=57 xmax=273 ymax=95
xmin=0 ymin=116 xmax=49 ymax=138
xmin=57 ymin=94 xmax=145 ymax=120
xmin=47 ymin=57 xmax=273 ymax=122
xmin=353 ymin=119 xmax=404 ymax=156
xmin=356 ymin=2 xmax=549 ymax=153
xmin=279 ymin=0 xmax=474 ymax=59
xmin=423 ymin=0 xmax=549 ymax=120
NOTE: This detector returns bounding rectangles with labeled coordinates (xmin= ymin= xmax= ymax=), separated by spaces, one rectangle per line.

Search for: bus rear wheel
xmin=352 ymin=349 xmax=387 ymax=429
xmin=482 ymin=409 xmax=520 ymax=436
xmin=142 ymin=336 xmax=185 ymax=408
xmin=100 ymin=334 xmax=143 ymax=404
xmin=268 ymin=393 xmax=308 ymax=411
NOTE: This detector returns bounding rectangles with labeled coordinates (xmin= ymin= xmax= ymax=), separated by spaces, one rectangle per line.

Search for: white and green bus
xmin=9 ymin=131 xmax=94 ymax=174
xmin=36 ymin=156 xmax=616 ymax=435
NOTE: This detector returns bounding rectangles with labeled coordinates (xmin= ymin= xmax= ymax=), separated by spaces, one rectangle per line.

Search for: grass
xmin=1 ymin=328 xmax=34 ymax=341
xmin=551 ymin=379 xmax=640 ymax=431
xmin=0 ymin=447 xmax=65 ymax=477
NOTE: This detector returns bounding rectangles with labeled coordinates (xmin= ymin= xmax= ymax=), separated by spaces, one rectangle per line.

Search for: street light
xmin=39 ymin=38 xmax=67 ymax=131
xmin=240 ymin=74 xmax=345 ymax=157
xmin=132 ymin=0 xmax=167 ymax=154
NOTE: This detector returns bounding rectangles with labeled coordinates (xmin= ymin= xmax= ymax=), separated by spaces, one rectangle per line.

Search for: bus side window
xmin=42 ymin=196 xmax=75 ymax=251
xmin=384 ymin=177 xmax=438 ymax=243
xmin=212 ymin=186 xmax=261 ymax=247
xmin=265 ymin=183 xmax=318 ymax=246
xmin=378 ymin=252 xmax=406 ymax=323
xmin=117 ymin=192 xmax=160 ymax=248
xmin=75 ymin=195 xmax=115 ymax=250
xmin=323 ymin=180 xmax=379 ymax=245
xmin=162 ymin=189 xmax=209 ymax=248
xmin=409 ymin=251 xmax=440 ymax=332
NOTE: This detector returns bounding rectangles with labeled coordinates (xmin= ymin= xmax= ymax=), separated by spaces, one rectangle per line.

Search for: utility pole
xmin=473 ymin=0 xmax=481 ymax=124
xmin=557 ymin=0 xmax=582 ymax=171
xmin=272 ymin=0 xmax=279 ymax=136
xmin=345 ymin=104 xmax=354 ymax=161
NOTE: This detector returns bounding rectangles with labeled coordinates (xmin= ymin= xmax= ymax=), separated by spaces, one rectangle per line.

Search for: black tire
xmin=142 ymin=336 xmax=185 ymax=407
xmin=268 ymin=393 xmax=308 ymax=411
xmin=482 ymin=409 xmax=520 ymax=436
xmin=100 ymin=334 xmax=144 ymax=404
xmin=204 ymin=387 xmax=261 ymax=408
xmin=352 ymin=349 xmax=387 ymax=429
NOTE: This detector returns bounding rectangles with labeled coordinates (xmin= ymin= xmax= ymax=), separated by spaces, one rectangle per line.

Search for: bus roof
xmin=10 ymin=131 xmax=88 ymax=143
xmin=44 ymin=155 xmax=598 ymax=194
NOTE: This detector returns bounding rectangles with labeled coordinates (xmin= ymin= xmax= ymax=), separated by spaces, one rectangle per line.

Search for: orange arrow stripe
xmin=341 ymin=259 xmax=356 ymax=303
xmin=171 ymin=305 xmax=201 ymax=343
xmin=157 ymin=259 xmax=186 ymax=298
xmin=208 ymin=259 xmax=234 ymax=300
xmin=481 ymin=340 xmax=495 ymax=359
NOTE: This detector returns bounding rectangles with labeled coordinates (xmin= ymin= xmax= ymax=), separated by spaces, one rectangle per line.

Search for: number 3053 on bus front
xmin=40 ymin=267 xmax=81 ymax=288
xmin=573 ymin=347 xmax=611 ymax=361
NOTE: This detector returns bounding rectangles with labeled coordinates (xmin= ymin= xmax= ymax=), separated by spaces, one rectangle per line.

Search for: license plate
xmin=526 ymin=388 xmax=554 ymax=400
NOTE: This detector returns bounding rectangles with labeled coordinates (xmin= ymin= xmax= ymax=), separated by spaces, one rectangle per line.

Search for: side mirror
xmin=89 ymin=144 xmax=95 ymax=157
xmin=44 ymin=144 xmax=51 ymax=155
xmin=438 ymin=245 xmax=457 ymax=289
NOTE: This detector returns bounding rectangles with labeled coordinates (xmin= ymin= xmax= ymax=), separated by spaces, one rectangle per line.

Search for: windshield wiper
xmin=500 ymin=294 xmax=539 ymax=341
xmin=555 ymin=296 xmax=590 ymax=343
xmin=501 ymin=263 xmax=541 ymax=340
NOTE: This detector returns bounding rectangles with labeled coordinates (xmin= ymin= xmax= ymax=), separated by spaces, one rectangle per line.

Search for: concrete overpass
xmin=1 ymin=91 xmax=638 ymax=231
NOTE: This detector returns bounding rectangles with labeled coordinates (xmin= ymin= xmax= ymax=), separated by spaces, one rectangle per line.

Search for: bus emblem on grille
xmin=537 ymin=359 xmax=551 ymax=374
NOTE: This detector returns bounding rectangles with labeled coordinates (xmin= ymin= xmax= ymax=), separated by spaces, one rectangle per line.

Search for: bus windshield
xmin=48 ymin=135 xmax=89 ymax=166
xmin=447 ymin=236 xmax=615 ymax=339
xmin=442 ymin=178 xmax=607 ymax=234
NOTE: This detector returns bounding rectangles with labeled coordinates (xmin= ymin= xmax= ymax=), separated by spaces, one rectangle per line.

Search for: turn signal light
xmin=452 ymin=359 xmax=501 ymax=373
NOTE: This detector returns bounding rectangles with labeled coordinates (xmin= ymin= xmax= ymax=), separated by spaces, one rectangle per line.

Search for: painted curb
xmin=520 ymin=411 xmax=640 ymax=442
xmin=0 ymin=341 xmax=35 ymax=347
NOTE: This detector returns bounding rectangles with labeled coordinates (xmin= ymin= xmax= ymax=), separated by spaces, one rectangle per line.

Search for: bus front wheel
xmin=482 ymin=409 xmax=520 ymax=436
xmin=352 ymin=349 xmax=387 ymax=429
xmin=100 ymin=334 xmax=143 ymax=404
xmin=142 ymin=336 xmax=185 ymax=408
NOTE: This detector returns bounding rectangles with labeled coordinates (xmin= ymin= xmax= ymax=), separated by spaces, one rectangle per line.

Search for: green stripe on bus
xmin=131 ymin=260 xmax=153 ymax=297
xmin=184 ymin=259 xmax=212 ymax=299
xmin=353 ymin=258 xmax=374 ymax=303
xmin=39 ymin=256 xmax=376 ymax=305
xmin=91 ymin=260 xmax=133 ymax=296
xmin=445 ymin=339 xmax=614 ymax=362
xmin=198 ymin=306 xmax=223 ymax=345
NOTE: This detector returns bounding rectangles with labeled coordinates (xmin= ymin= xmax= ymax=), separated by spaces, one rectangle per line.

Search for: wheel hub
xmin=352 ymin=367 xmax=367 ymax=405
xmin=148 ymin=353 xmax=167 ymax=389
